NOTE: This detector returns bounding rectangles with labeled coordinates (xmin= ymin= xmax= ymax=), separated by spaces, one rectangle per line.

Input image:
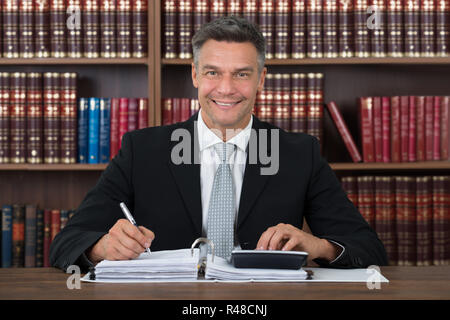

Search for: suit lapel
xmin=167 ymin=113 xmax=203 ymax=236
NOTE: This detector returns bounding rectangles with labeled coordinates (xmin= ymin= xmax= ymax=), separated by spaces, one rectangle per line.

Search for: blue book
xmin=78 ymin=98 xmax=89 ymax=163
xmin=88 ymin=97 xmax=100 ymax=164
xmin=99 ymin=98 xmax=111 ymax=163
xmin=1 ymin=205 xmax=12 ymax=268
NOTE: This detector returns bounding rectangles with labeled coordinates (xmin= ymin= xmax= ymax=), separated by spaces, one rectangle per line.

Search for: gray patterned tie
xmin=206 ymin=142 xmax=236 ymax=260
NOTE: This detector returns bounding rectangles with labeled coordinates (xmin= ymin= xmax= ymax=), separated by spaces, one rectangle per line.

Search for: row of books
xmin=0 ymin=0 xmax=147 ymax=59
xmin=341 ymin=175 xmax=450 ymax=266
xmin=359 ymin=96 xmax=450 ymax=163
xmin=0 ymin=204 xmax=75 ymax=268
xmin=163 ymin=0 xmax=450 ymax=59
xmin=161 ymin=98 xmax=200 ymax=125
xmin=78 ymin=97 xmax=149 ymax=164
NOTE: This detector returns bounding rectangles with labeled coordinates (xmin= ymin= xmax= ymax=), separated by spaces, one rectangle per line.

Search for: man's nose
xmin=216 ymin=74 xmax=236 ymax=95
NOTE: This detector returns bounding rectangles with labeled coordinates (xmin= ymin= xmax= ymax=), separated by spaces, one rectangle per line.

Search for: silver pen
xmin=119 ymin=202 xmax=151 ymax=253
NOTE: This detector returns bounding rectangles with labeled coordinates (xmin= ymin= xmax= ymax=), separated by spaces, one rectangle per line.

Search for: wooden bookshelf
xmin=0 ymin=58 xmax=149 ymax=65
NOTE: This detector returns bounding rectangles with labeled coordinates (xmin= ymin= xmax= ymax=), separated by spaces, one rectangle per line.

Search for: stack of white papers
xmin=91 ymin=248 xmax=199 ymax=281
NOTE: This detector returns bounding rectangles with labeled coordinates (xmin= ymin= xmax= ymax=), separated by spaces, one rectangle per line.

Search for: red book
xmin=291 ymin=0 xmax=306 ymax=58
xmin=432 ymin=176 xmax=447 ymax=265
xmin=408 ymin=96 xmax=416 ymax=162
xmin=341 ymin=176 xmax=358 ymax=207
xmin=180 ymin=98 xmax=190 ymax=122
xmin=416 ymin=176 xmax=433 ymax=266
xmin=441 ymin=96 xmax=449 ymax=160
xmin=128 ymin=98 xmax=138 ymax=131
xmin=275 ymin=0 xmax=291 ymax=59
xmin=227 ymin=0 xmax=242 ymax=16
xmin=109 ymin=98 xmax=120 ymax=160
xmin=119 ymin=98 xmax=129 ymax=148
xmin=138 ymin=98 xmax=148 ymax=129
xmin=290 ymin=73 xmax=306 ymax=133
xmin=259 ymin=0 xmax=275 ymax=59
xmin=400 ymin=96 xmax=409 ymax=162
xmin=172 ymin=98 xmax=181 ymax=123
xmin=416 ymin=96 xmax=425 ymax=161
xmin=390 ymin=96 xmax=400 ymax=162
xmin=210 ymin=0 xmax=226 ymax=21
xmin=273 ymin=73 xmax=283 ymax=129
xmin=43 ymin=209 xmax=51 ymax=267
xmin=193 ymin=0 xmax=210 ymax=34
xmin=357 ymin=176 xmax=375 ymax=229
xmin=373 ymin=97 xmax=383 ymax=162
xmin=12 ymin=204 xmax=25 ymax=267
xmin=10 ymin=72 xmax=27 ymax=164
xmin=163 ymin=0 xmax=177 ymax=59
xmin=243 ymin=0 xmax=258 ymax=25
xmin=326 ymin=101 xmax=362 ymax=163
xmin=50 ymin=209 xmax=60 ymax=242
xmin=178 ymin=0 xmax=193 ymax=59
xmin=424 ymin=96 xmax=434 ymax=160
xmin=264 ymin=73 xmax=274 ymax=124
xmin=381 ymin=96 xmax=391 ymax=162
xmin=162 ymin=98 xmax=173 ymax=125
xmin=433 ymin=96 xmax=441 ymax=160
xmin=281 ymin=73 xmax=291 ymax=131
xmin=359 ymin=97 xmax=374 ymax=162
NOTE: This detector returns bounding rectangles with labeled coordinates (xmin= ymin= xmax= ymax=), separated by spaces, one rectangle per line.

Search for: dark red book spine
xmin=387 ymin=0 xmax=403 ymax=57
xmin=264 ymin=73 xmax=274 ymax=124
xmin=370 ymin=0 xmax=387 ymax=57
xmin=12 ymin=204 xmax=25 ymax=267
xmin=132 ymin=0 xmax=148 ymax=58
xmin=432 ymin=176 xmax=447 ymax=265
xmin=3 ymin=0 xmax=20 ymax=58
xmin=26 ymin=72 xmax=43 ymax=164
xmin=400 ymin=96 xmax=409 ymax=162
xmin=100 ymin=0 xmax=117 ymax=58
xmin=10 ymin=72 xmax=27 ymax=164
xmin=436 ymin=0 xmax=450 ymax=57
xmin=441 ymin=96 xmax=450 ymax=160
xmin=281 ymin=73 xmax=291 ymax=131
xmin=35 ymin=0 xmax=51 ymax=58
xmin=290 ymin=73 xmax=306 ymax=133
xmin=416 ymin=176 xmax=433 ymax=266
xmin=259 ymin=0 xmax=275 ymax=59
xmin=357 ymin=175 xmax=375 ymax=229
xmin=162 ymin=98 xmax=173 ymax=125
xmin=338 ymin=0 xmax=354 ymax=57
xmin=116 ymin=0 xmax=131 ymax=58
xmin=291 ymin=0 xmax=305 ymax=58
xmin=354 ymin=0 xmax=370 ymax=57
xmin=0 ymin=73 xmax=10 ymax=163
xmin=416 ymin=96 xmax=425 ymax=161
xmin=50 ymin=209 xmax=60 ymax=242
xmin=67 ymin=0 xmax=83 ymax=58
xmin=256 ymin=81 xmax=267 ymax=122
xmin=50 ymin=0 xmax=67 ymax=57
xmin=359 ymin=97 xmax=374 ymax=163
xmin=43 ymin=72 xmax=60 ymax=164
xmin=243 ymin=0 xmax=258 ymax=25
xmin=341 ymin=176 xmax=358 ymax=206
xmin=273 ymin=73 xmax=283 ymax=129
xmin=381 ymin=96 xmax=391 ymax=162
xmin=323 ymin=0 xmax=338 ymax=58
xmin=83 ymin=0 xmax=100 ymax=58
xmin=306 ymin=0 xmax=323 ymax=58
xmin=373 ymin=97 xmax=383 ymax=162
xmin=306 ymin=73 xmax=323 ymax=145
xmin=390 ymin=96 xmax=400 ymax=162
xmin=420 ymin=0 xmax=436 ymax=56
xmin=172 ymin=98 xmax=181 ymax=123
xmin=127 ymin=98 xmax=138 ymax=131
xmin=210 ymin=0 xmax=226 ymax=21
xmin=433 ymin=96 xmax=441 ymax=160
xmin=19 ymin=0 xmax=34 ymax=58
xmin=408 ymin=96 xmax=417 ymax=162
xmin=178 ymin=0 xmax=193 ymax=59
xmin=60 ymin=73 xmax=77 ymax=164
xmin=109 ymin=98 xmax=120 ymax=160
xmin=119 ymin=98 xmax=129 ymax=147
xmin=227 ymin=0 xmax=242 ymax=16
xmin=194 ymin=0 xmax=210 ymax=34
xmin=326 ymin=101 xmax=362 ymax=163
xmin=138 ymin=98 xmax=148 ymax=129
xmin=424 ymin=96 xmax=434 ymax=160
xmin=404 ymin=0 xmax=421 ymax=57
xmin=275 ymin=0 xmax=291 ymax=59
xmin=180 ymin=98 xmax=190 ymax=122
xmin=163 ymin=0 xmax=178 ymax=59
xmin=43 ymin=209 xmax=51 ymax=267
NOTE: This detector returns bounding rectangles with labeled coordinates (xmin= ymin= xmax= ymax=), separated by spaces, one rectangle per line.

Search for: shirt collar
xmin=197 ymin=109 xmax=253 ymax=153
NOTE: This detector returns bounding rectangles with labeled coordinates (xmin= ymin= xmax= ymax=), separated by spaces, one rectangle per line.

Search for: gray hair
xmin=191 ymin=16 xmax=266 ymax=74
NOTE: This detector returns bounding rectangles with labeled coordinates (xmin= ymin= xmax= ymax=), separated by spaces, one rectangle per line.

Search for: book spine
xmin=306 ymin=0 xmax=323 ymax=58
xmin=387 ymin=0 xmax=403 ymax=57
xmin=127 ymin=98 xmax=138 ymax=131
xmin=19 ymin=0 xmax=34 ymax=58
xmin=227 ymin=0 xmax=242 ymax=16
xmin=306 ymin=73 xmax=323 ymax=145
xmin=109 ymin=98 xmax=120 ymax=159
xmin=404 ymin=0 xmax=421 ymax=57
xmin=441 ymin=96 xmax=450 ymax=160
xmin=290 ymin=73 xmax=306 ymax=133
xmin=117 ymin=0 xmax=131 ymax=57
xmin=163 ymin=0 xmax=178 ymax=59
xmin=162 ymin=98 xmax=173 ymax=125
xmin=256 ymin=83 xmax=267 ymax=122
xmin=194 ymin=0 xmax=209 ymax=34
xmin=338 ymin=0 xmax=354 ymax=57
xmin=24 ymin=204 xmax=36 ymax=267
xmin=119 ymin=97 xmax=128 ymax=147
xmin=359 ymin=97 xmax=374 ymax=163
xmin=421 ymin=0 xmax=436 ymax=57
xmin=210 ymin=0 xmax=226 ymax=21
xmin=178 ymin=0 xmax=193 ymax=59
xmin=88 ymin=97 xmax=100 ymax=163
xmin=432 ymin=176 xmax=446 ymax=265
xmin=100 ymin=0 xmax=117 ymax=58
xmin=26 ymin=73 xmax=43 ymax=164
xmin=275 ymin=0 xmax=291 ymax=59
xmin=408 ymin=96 xmax=417 ymax=162
xmin=60 ymin=210 xmax=68 ymax=229
xmin=436 ymin=0 xmax=450 ymax=56
xmin=400 ymin=96 xmax=409 ymax=162
xmin=132 ymin=0 xmax=147 ymax=58
xmin=416 ymin=176 xmax=433 ymax=266
xmin=259 ymin=0 xmax=275 ymax=59
xmin=172 ymin=98 xmax=181 ymax=123
xmin=43 ymin=209 xmax=51 ymax=267
xmin=43 ymin=72 xmax=60 ymax=164
xmin=0 ymin=73 xmax=10 ymax=164
xmin=341 ymin=176 xmax=358 ymax=206
xmin=323 ymin=0 xmax=338 ymax=58
xmin=12 ymin=204 xmax=25 ymax=267
xmin=138 ymin=98 xmax=148 ymax=129
xmin=416 ymin=96 xmax=425 ymax=161
xmin=370 ymin=0 xmax=387 ymax=57
xmin=390 ymin=96 xmax=400 ymax=162
xmin=354 ymin=0 xmax=370 ymax=57
xmin=35 ymin=208 xmax=44 ymax=267
xmin=357 ymin=176 xmax=375 ymax=228
xmin=77 ymin=98 xmax=89 ymax=163
xmin=50 ymin=209 xmax=60 ymax=242
xmin=67 ymin=0 xmax=83 ymax=58
xmin=291 ymin=0 xmax=305 ymax=58
xmin=99 ymin=98 xmax=111 ymax=163
xmin=433 ymin=96 xmax=441 ymax=160
xmin=264 ymin=73 xmax=274 ymax=124
xmin=190 ymin=98 xmax=199 ymax=116
xmin=381 ymin=96 xmax=391 ymax=162
xmin=180 ymin=98 xmax=191 ymax=122
xmin=273 ymin=74 xmax=283 ymax=129
xmin=3 ymin=0 xmax=20 ymax=58
xmin=1 ymin=205 xmax=13 ymax=267
xmin=60 ymin=72 xmax=77 ymax=164
xmin=281 ymin=74 xmax=291 ymax=131
xmin=373 ymin=97 xmax=383 ymax=162
xmin=424 ymin=96 xmax=434 ymax=160
xmin=327 ymin=101 xmax=362 ymax=163
xmin=35 ymin=0 xmax=50 ymax=58
xmin=243 ymin=0 xmax=258 ymax=25
xmin=83 ymin=0 xmax=100 ymax=58
xmin=50 ymin=0 xmax=67 ymax=57
xmin=10 ymin=72 xmax=27 ymax=164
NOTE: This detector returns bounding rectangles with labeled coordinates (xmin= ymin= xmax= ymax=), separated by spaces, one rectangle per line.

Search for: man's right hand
xmin=87 ymin=219 xmax=155 ymax=264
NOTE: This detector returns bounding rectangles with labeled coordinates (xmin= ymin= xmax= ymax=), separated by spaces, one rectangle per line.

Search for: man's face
xmin=192 ymin=40 xmax=266 ymax=133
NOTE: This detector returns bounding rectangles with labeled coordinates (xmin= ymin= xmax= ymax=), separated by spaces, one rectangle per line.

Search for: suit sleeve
xmin=49 ymin=132 xmax=135 ymax=272
xmin=304 ymin=137 xmax=388 ymax=268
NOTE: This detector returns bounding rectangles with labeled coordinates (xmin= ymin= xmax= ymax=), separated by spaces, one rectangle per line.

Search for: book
xmin=60 ymin=72 xmax=78 ymax=164
xmin=43 ymin=72 xmax=60 ymax=164
xmin=109 ymin=98 xmax=120 ymax=160
xmin=1 ymin=205 xmax=12 ymax=268
xmin=26 ymin=73 xmax=43 ymax=164
xmin=10 ymin=72 xmax=27 ymax=164
xmin=12 ymin=204 xmax=25 ymax=268
xmin=24 ymin=204 xmax=37 ymax=267
xmin=0 ymin=73 xmax=10 ymax=163
xmin=99 ymin=98 xmax=111 ymax=163
xmin=50 ymin=0 xmax=67 ymax=58
xmin=178 ymin=0 xmax=193 ymax=59
xmin=416 ymin=176 xmax=433 ymax=266
xmin=77 ymin=98 xmax=89 ymax=163
xmin=83 ymin=0 xmax=100 ymax=58
xmin=117 ymin=0 xmax=132 ymax=58
xmin=100 ymin=0 xmax=117 ymax=58
xmin=359 ymin=97 xmax=374 ymax=163
xmin=88 ymin=97 xmax=100 ymax=164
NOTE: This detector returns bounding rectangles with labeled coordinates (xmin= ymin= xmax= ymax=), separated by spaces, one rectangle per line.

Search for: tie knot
xmin=214 ymin=142 xmax=235 ymax=163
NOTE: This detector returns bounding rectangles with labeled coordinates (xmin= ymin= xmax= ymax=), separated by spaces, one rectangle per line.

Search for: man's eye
xmin=237 ymin=73 xmax=249 ymax=78
xmin=206 ymin=71 xmax=217 ymax=76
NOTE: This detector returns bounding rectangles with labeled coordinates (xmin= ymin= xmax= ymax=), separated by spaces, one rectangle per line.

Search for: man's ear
xmin=257 ymin=67 xmax=267 ymax=92
xmin=191 ymin=62 xmax=199 ymax=88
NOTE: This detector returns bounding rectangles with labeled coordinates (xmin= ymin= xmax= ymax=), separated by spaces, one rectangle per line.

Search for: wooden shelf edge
xmin=330 ymin=161 xmax=450 ymax=171
xmin=162 ymin=57 xmax=450 ymax=65
xmin=0 ymin=58 xmax=149 ymax=65
xmin=0 ymin=164 xmax=108 ymax=171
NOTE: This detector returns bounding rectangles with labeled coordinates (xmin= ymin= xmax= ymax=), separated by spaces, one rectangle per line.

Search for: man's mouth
xmin=211 ymin=99 xmax=242 ymax=108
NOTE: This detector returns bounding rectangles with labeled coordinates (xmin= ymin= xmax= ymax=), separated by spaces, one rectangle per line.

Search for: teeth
xmin=215 ymin=100 xmax=236 ymax=106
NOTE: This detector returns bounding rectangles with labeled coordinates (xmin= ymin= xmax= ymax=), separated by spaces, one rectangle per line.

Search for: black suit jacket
xmin=50 ymin=114 xmax=388 ymax=271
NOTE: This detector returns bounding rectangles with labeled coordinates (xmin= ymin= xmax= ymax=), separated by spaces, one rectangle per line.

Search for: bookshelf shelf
xmin=0 ymin=164 xmax=108 ymax=171
xmin=0 ymin=58 xmax=149 ymax=65
xmin=330 ymin=161 xmax=450 ymax=171
xmin=162 ymin=57 xmax=450 ymax=66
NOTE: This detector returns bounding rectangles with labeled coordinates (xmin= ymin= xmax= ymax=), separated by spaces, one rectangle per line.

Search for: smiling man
xmin=50 ymin=16 xmax=388 ymax=271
